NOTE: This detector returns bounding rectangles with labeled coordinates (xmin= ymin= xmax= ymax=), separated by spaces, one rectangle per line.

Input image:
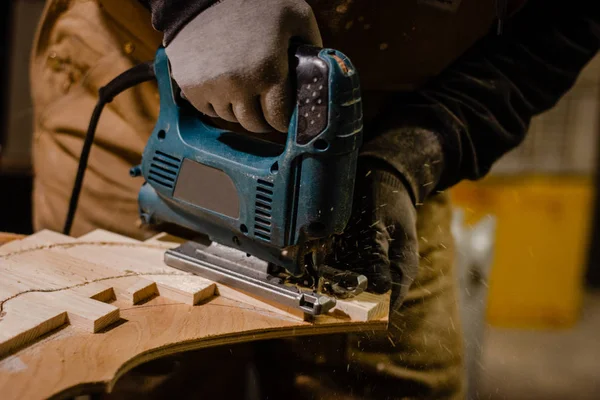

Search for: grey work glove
xmin=328 ymin=158 xmax=420 ymax=308
xmin=165 ymin=0 xmax=322 ymax=133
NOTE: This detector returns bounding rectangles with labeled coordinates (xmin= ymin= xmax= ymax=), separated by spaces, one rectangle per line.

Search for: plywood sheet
xmin=0 ymin=230 xmax=390 ymax=400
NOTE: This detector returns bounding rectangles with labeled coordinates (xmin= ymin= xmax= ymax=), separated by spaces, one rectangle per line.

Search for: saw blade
xmin=164 ymin=241 xmax=338 ymax=316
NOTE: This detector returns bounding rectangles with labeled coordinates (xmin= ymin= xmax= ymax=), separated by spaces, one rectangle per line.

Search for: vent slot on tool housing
xmin=149 ymin=150 xmax=182 ymax=189
xmin=254 ymin=179 xmax=274 ymax=241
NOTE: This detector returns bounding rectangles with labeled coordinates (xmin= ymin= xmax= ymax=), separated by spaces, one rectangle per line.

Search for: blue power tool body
xmin=91 ymin=45 xmax=365 ymax=315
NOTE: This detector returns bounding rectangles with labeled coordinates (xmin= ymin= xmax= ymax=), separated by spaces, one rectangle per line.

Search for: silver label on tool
xmin=174 ymin=159 xmax=240 ymax=219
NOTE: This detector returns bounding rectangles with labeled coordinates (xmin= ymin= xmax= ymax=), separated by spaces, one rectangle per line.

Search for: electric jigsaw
xmin=66 ymin=45 xmax=365 ymax=317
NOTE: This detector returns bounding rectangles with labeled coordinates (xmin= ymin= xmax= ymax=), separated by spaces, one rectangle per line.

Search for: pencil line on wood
xmin=0 ymin=272 xmax=184 ymax=313
xmin=0 ymin=241 xmax=171 ymax=259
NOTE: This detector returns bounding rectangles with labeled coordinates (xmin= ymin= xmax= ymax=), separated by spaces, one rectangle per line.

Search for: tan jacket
xmin=30 ymin=0 xmax=161 ymax=239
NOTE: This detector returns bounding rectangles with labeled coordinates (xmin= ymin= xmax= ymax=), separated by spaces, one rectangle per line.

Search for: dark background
xmin=0 ymin=0 xmax=33 ymax=235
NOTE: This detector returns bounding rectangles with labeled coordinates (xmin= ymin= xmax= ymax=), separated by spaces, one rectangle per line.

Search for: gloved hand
xmin=328 ymin=158 xmax=419 ymax=307
xmin=165 ymin=0 xmax=322 ymax=133
xmin=328 ymin=110 xmax=446 ymax=305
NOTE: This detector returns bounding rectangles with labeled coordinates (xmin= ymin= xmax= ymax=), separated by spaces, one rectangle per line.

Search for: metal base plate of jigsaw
xmin=164 ymin=240 xmax=367 ymax=316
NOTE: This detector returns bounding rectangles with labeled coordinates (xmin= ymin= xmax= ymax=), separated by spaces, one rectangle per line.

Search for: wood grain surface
xmin=0 ymin=230 xmax=389 ymax=400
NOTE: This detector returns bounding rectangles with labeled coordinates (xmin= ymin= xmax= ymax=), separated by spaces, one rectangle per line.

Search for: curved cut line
xmin=0 ymin=241 xmax=169 ymax=260
xmin=0 ymin=272 xmax=183 ymax=313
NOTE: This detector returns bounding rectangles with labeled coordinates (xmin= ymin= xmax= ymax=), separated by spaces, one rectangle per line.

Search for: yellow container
xmin=450 ymin=175 xmax=594 ymax=329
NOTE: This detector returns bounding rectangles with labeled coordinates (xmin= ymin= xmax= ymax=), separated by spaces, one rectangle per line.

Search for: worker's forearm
xmin=362 ymin=0 xmax=600 ymax=202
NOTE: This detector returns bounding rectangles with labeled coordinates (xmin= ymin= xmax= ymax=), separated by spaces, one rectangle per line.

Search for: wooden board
xmin=0 ymin=230 xmax=389 ymax=400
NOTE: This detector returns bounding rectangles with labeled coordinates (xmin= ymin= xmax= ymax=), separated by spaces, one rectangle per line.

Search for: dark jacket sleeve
xmin=361 ymin=0 xmax=600 ymax=205
xmin=138 ymin=0 xmax=221 ymax=44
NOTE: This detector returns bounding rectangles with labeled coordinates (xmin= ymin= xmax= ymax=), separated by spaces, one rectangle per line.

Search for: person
xmin=29 ymin=0 xmax=599 ymax=398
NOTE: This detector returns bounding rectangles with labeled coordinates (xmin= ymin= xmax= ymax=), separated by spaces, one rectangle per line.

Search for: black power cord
xmin=63 ymin=61 xmax=156 ymax=235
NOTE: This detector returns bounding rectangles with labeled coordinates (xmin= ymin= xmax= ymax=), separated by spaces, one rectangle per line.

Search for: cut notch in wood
xmin=126 ymin=280 xmax=159 ymax=304
xmin=330 ymin=291 xmax=391 ymax=322
xmin=151 ymin=275 xmax=217 ymax=305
